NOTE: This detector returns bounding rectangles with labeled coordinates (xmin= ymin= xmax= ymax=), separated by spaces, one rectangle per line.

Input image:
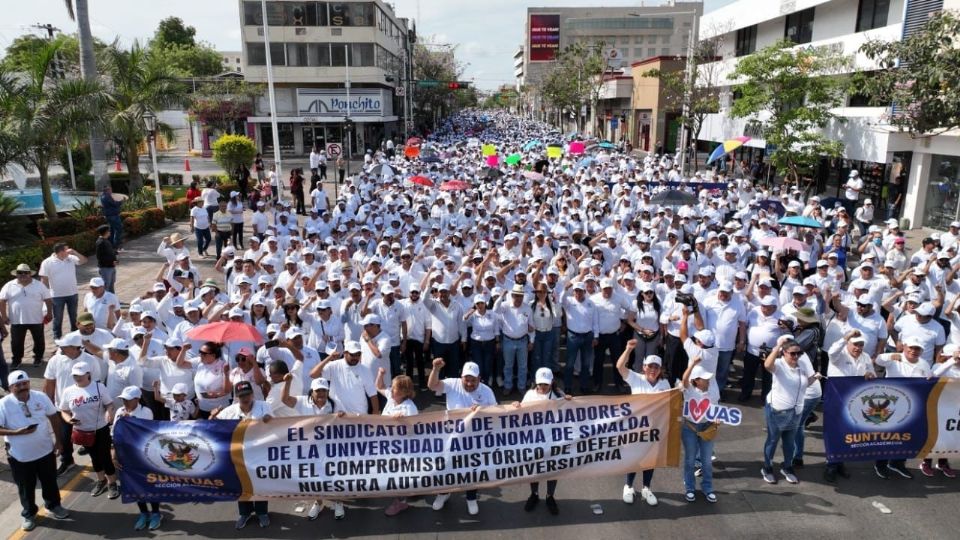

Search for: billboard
xmin=529 ymin=14 xmax=561 ymax=62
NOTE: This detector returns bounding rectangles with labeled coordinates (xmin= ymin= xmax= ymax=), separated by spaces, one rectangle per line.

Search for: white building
xmin=219 ymin=50 xmax=244 ymax=73
xmin=698 ymin=0 xmax=960 ymax=231
xmin=238 ymin=0 xmax=414 ymax=158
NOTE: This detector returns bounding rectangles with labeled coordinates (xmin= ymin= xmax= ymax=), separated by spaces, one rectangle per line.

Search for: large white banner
xmin=233 ymin=392 xmax=682 ymax=499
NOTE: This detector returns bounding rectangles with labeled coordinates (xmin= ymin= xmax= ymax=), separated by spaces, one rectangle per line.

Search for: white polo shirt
xmin=440 ymin=378 xmax=497 ymax=411
xmin=323 ymin=359 xmax=377 ymax=414
xmin=0 ymin=391 xmax=58 ymax=461
xmin=39 ymin=254 xmax=81 ymax=297
xmin=83 ymin=291 xmax=120 ymax=329
xmin=0 ymin=279 xmax=51 ymax=324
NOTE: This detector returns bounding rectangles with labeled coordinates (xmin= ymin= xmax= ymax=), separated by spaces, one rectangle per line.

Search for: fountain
xmin=1 ymin=163 xmax=94 ymax=215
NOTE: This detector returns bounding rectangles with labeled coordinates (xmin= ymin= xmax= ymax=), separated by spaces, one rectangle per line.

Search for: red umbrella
xmin=409 ymin=175 xmax=434 ymax=187
xmin=186 ymin=321 xmax=264 ymax=344
xmin=439 ymin=180 xmax=470 ymax=191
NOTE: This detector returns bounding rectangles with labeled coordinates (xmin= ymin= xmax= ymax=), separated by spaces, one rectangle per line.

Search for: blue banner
xmin=823 ymin=377 xmax=940 ymax=462
xmin=114 ymin=417 xmax=242 ymax=503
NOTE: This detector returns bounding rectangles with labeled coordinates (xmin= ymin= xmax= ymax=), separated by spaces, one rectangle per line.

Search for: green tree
xmin=149 ymin=43 xmax=224 ymax=77
xmin=412 ymin=43 xmax=469 ymax=130
xmin=101 ymin=41 xmax=187 ymax=192
xmin=860 ymin=11 xmax=960 ymax=137
xmin=212 ymin=134 xmax=256 ymax=174
xmin=154 ymin=16 xmax=197 ymax=48
xmin=0 ymin=37 xmax=106 ymax=218
xmin=728 ymin=40 xmax=851 ymax=183
xmin=540 ymin=41 xmax=608 ymax=132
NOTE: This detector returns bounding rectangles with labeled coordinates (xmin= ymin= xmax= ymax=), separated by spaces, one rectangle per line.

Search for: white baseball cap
xmin=119 ymin=386 xmax=142 ymax=400
xmin=461 ymin=362 xmax=480 ymax=378
xmin=534 ymin=367 xmax=553 ymax=385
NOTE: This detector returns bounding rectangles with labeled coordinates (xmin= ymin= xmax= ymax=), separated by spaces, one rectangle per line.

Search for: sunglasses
xmin=784 ymin=350 xmax=802 ymax=357
xmin=16 ymin=271 xmax=30 ymax=275
xmin=200 ymin=350 xmax=215 ymax=356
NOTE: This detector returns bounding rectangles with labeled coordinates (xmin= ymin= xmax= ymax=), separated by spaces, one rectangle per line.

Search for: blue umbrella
xmin=576 ymin=157 xmax=595 ymax=169
xmin=599 ymin=141 xmax=616 ymax=149
xmin=523 ymin=140 xmax=542 ymax=151
xmin=778 ymin=215 xmax=824 ymax=229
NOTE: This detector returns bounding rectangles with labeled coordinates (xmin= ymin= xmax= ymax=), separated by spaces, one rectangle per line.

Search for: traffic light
xmin=447 ymin=81 xmax=470 ymax=90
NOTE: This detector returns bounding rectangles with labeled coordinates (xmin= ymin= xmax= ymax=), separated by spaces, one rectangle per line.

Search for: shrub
xmin=164 ymin=198 xmax=191 ymax=221
xmin=77 ymin=174 xmax=95 ymax=191
xmin=212 ymin=134 xmax=256 ymax=174
xmin=58 ymin=144 xmax=92 ymax=177
xmin=37 ymin=217 xmax=82 ymax=239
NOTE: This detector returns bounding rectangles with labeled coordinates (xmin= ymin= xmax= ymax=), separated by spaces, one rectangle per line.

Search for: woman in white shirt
xmin=193 ymin=342 xmax=231 ymax=419
xmin=464 ymin=294 xmax=499 ymax=385
xmin=874 ymin=336 xmax=932 ymax=479
xmin=59 ymin=361 xmax=117 ymax=499
xmin=616 ymin=340 xmax=670 ymax=506
xmin=679 ymin=356 xmax=719 ymax=503
xmin=513 ymin=367 xmax=570 ymax=515
xmin=761 ymin=336 xmax=819 ymax=486
xmin=531 ymin=284 xmax=561 ymax=373
xmin=633 ymin=283 xmax=662 ymax=368
xmin=376 ymin=369 xmax=419 ymax=517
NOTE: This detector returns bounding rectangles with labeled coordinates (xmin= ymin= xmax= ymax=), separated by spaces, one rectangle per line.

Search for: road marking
xmin=6 ymin=466 xmax=90 ymax=540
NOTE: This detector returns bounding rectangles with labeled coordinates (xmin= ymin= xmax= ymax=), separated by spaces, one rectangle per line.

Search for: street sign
xmin=395 ymin=86 xmax=405 ymax=96
xmin=326 ymin=143 xmax=343 ymax=157
xmin=416 ymin=80 xmax=440 ymax=88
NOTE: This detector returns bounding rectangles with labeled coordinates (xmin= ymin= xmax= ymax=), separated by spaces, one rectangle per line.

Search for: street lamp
xmin=142 ymin=111 xmax=163 ymax=210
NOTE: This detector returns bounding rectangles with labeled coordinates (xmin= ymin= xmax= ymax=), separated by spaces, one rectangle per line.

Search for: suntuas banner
xmin=115 ymin=391 xmax=681 ymax=502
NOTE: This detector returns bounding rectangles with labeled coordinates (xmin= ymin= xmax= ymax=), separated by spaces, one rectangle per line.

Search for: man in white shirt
xmin=562 ymin=282 xmax=600 ymax=393
xmin=0 ymin=264 xmax=54 ymax=369
xmin=104 ymin=338 xmax=143 ymax=400
xmin=401 ymin=285 xmax=431 ymax=388
xmin=843 ymin=170 xmax=863 ymax=215
xmin=83 ymin=277 xmax=120 ymax=330
xmin=700 ymin=281 xmax=747 ymax=392
xmin=38 ymin=242 xmax=87 ymax=340
xmin=0 ymin=370 xmax=70 ymax=531
xmin=427 ymin=359 xmax=496 ymax=516
xmin=739 ymin=296 xmax=783 ymax=403
xmin=313 ymin=341 xmax=379 ymax=415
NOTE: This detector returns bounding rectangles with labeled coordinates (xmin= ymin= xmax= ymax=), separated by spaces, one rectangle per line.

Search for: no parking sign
xmin=326 ymin=143 xmax=342 ymax=157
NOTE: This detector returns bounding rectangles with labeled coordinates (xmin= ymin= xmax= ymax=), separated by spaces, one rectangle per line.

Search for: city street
xmin=3 ymin=395 xmax=960 ymax=539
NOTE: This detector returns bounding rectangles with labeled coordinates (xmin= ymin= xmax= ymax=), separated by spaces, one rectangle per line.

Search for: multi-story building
xmin=219 ymin=50 xmax=244 ymax=73
xmin=238 ymin=0 xmax=414 ymax=158
xmin=697 ymin=0 xmax=960 ymax=230
xmin=522 ymin=2 xmax=702 ymax=134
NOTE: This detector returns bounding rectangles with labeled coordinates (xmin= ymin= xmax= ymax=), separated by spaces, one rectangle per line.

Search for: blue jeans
xmin=106 ymin=215 xmax=123 ymax=248
xmin=763 ymin=403 xmax=800 ymax=469
xmin=194 ymin=227 xmax=211 ymax=256
xmin=389 ymin=346 xmax=401 ymax=379
xmin=793 ymin=396 xmax=820 ymax=461
xmin=564 ymin=332 xmax=593 ymax=392
xmin=716 ymin=350 xmax=734 ymax=391
xmin=532 ymin=328 xmax=557 ymax=372
xmin=501 ymin=335 xmax=529 ymax=391
xmin=51 ymin=295 xmax=78 ymax=340
xmin=98 ymin=267 xmax=116 ymax=294
xmin=682 ymin=421 xmax=715 ymax=493
xmin=470 ymin=339 xmax=496 ymax=384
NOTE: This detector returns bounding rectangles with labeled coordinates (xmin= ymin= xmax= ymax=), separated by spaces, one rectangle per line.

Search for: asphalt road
xmin=3 ymin=382 xmax=959 ymax=540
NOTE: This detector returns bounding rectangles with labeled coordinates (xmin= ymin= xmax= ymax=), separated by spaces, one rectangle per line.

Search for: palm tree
xmin=64 ymin=0 xmax=109 ymax=191
xmin=0 ymin=38 xmax=106 ymax=218
xmin=101 ymin=41 xmax=186 ymax=192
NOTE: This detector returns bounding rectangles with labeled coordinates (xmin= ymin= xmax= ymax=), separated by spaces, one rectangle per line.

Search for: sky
xmin=0 ymin=0 xmax=735 ymax=91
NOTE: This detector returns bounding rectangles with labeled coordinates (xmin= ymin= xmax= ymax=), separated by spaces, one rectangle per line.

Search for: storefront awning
xmin=247 ymin=116 xmax=399 ymax=123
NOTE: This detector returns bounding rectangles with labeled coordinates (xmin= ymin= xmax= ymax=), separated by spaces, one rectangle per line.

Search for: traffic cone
xmin=184 ymin=158 xmax=191 ymax=172
xmin=114 ymin=157 xmax=121 ymax=172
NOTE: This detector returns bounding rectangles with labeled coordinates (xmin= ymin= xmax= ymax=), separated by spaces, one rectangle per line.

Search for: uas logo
xmin=846 ymin=385 xmax=913 ymax=428
xmin=144 ymin=431 xmax=216 ymax=475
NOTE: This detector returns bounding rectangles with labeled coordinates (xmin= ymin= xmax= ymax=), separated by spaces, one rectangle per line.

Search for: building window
xmin=286 ymin=43 xmax=309 ymax=66
xmin=784 ymin=7 xmax=815 ymax=45
xmin=245 ymin=43 xmax=286 ymax=66
xmin=244 ymin=2 xmax=329 ymax=26
xmin=735 ymin=25 xmax=757 ymax=57
xmin=309 ymin=43 xmax=331 ymax=67
xmin=662 ymin=35 xmax=671 ymax=44
xmin=329 ymin=2 xmax=375 ymax=26
xmin=634 ymin=47 xmax=643 ymax=56
xmin=634 ymin=36 xmax=643 ymax=44
xmin=923 ymin=155 xmax=960 ymax=229
xmin=856 ymin=0 xmax=889 ymax=32
xmin=661 ymin=48 xmax=670 ymax=55
xmin=351 ymin=43 xmax=375 ymax=67
xmin=647 ymin=48 xmax=656 ymax=57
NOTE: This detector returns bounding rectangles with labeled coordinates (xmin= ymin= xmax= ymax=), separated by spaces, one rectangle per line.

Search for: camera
xmin=676 ymin=293 xmax=698 ymax=312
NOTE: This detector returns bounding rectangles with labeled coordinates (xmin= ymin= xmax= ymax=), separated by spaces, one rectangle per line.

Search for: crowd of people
xmin=1 ymin=110 xmax=959 ymax=533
